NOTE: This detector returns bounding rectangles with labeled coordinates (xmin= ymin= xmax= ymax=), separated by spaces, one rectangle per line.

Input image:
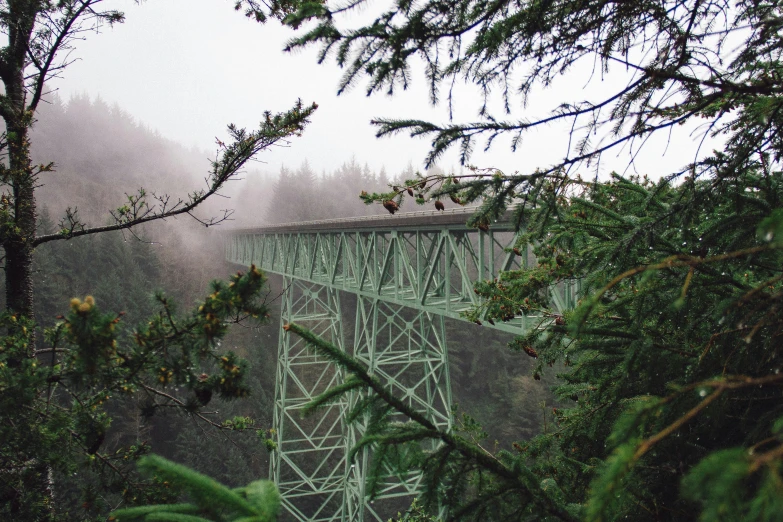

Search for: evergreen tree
xmin=110 ymin=454 xmax=281 ymax=522
xmin=269 ymin=0 xmax=783 ymax=520
xmin=293 ymin=160 xmax=320 ymax=220
xmin=264 ymin=159 xmax=395 ymax=223
xmin=1 ymin=265 xmax=273 ymax=520
xmin=0 ymin=2 xmax=313 ymax=519
xmin=0 ymin=2 xmax=315 ymax=319
xmin=33 ymin=209 xmax=162 ymax=326
xmin=264 ymin=166 xmax=298 ymax=223
xmin=7 ymin=95 xmax=289 ymax=520
xmin=378 ymin=166 xmax=389 ymax=188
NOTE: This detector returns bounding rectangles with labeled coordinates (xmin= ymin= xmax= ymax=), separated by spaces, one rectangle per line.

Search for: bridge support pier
xmin=271 ymin=278 xmax=453 ymax=522
xmin=271 ymin=277 xmax=352 ymax=522
xmin=347 ymin=297 xmax=453 ymax=522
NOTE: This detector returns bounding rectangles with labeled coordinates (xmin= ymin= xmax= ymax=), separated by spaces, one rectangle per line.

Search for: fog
xmin=30 ymin=93 xmax=438 ymax=233
xmin=53 ymin=0 xmax=713 ymax=182
xmin=27 ymin=93 xmax=552 ymax=499
xmin=19 ymin=3 xmax=722 ymax=515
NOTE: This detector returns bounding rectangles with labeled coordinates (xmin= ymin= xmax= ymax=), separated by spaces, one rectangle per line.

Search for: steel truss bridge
xmin=225 ymin=207 xmax=577 ymax=522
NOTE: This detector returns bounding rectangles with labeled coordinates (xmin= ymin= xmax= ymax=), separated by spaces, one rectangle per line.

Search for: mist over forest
xmin=31 ymin=94 xmax=390 ymax=227
xmin=2 ymin=0 xmax=780 ymax=520
xmin=15 ymin=94 xmax=551 ymax=518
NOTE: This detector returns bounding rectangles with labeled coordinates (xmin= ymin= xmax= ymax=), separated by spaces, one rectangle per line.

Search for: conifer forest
xmin=1 ymin=1 xmax=783 ymax=521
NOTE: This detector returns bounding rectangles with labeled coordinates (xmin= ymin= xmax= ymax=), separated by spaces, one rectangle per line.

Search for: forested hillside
xmin=4 ymin=94 xmax=540 ymax=519
xmin=1 ymin=95 xmax=279 ymax=519
xmin=32 ymin=95 xmax=207 ymax=223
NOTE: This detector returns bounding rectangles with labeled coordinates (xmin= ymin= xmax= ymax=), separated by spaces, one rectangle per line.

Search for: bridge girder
xmin=227 ymin=216 xmax=575 ymax=334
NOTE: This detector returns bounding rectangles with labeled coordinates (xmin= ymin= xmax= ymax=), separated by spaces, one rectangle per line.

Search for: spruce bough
xmin=283 ymin=171 xmax=783 ymax=521
xmin=111 ymin=455 xmax=280 ymax=522
xmin=273 ymin=0 xmax=783 ymax=518
xmin=1 ymin=266 xmax=273 ymax=519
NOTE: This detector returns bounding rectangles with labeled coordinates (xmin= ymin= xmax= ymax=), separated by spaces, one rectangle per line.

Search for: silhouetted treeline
xmin=261 ymin=159 xmax=388 ymax=223
xmin=32 ymin=94 xmax=211 ymax=224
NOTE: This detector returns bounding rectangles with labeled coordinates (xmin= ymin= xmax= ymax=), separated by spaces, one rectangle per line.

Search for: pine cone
xmin=383 ymin=200 xmax=399 ymax=214
xmin=434 ymin=200 xmax=445 ymax=211
xmin=195 ymin=385 xmax=213 ymax=407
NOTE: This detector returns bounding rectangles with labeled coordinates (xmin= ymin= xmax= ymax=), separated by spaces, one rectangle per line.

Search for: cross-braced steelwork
xmin=271 ymin=277 xmax=352 ymax=521
xmin=347 ymin=297 xmax=451 ymax=522
xmin=226 ymin=207 xmax=577 ymax=521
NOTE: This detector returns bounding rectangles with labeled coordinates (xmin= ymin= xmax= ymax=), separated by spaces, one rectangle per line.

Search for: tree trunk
xmin=2 ymin=1 xmax=37 ymax=322
xmin=4 ymin=145 xmax=36 ymax=321
xmin=2 ymin=123 xmax=55 ymax=520
xmin=5 ymin=216 xmax=36 ymax=322
xmin=1 ymin=7 xmax=47 ymax=511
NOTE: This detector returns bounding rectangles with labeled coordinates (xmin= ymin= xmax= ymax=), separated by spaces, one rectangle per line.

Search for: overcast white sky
xmin=54 ymin=0 xmax=712 ymax=179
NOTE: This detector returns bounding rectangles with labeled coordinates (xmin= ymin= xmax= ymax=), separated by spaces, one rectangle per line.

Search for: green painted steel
xmin=225 ymin=207 xmax=577 ymax=521
xmin=271 ymin=278 xmax=352 ymax=521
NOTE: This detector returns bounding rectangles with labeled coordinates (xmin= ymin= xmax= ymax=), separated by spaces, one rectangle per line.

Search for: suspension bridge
xmin=225 ymin=206 xmax=577 ymax=522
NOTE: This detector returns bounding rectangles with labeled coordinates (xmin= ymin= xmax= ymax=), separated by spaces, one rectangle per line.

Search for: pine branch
xmin=33 ymin=101 xmax=317 ymax=246
xmin=300 ymin=375 xmax=366 ymax=416
xmin=575 ymin=243 xmax=783 ymax=329
xmin=111 ymin=455 xmax=280 ymax=522
xmin=109 ymin=503 xmax=202 ymax=519
xmin=283 ymin=322 xmax=580 ymax=522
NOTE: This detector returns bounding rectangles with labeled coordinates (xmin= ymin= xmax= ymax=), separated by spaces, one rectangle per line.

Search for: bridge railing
xmin=227 ymin=206 xmax=486 ymax=234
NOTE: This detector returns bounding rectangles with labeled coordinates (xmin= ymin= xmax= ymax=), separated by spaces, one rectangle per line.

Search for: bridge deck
xmin=225 ymin=205 xmax=576 ymax=336
xmin=226 ymin=206 xmax=515 ymax=234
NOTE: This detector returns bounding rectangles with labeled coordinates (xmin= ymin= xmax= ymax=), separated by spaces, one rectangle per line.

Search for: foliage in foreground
xmin=258 ymin=0 xmax=783 ymax=516
xmin=111 ymin=455 xmax=438 ymax=522
xmin=0 ymin=266 xmax=269 ymax=520
xmin=285 ymin=167 xmax=783 ymax=521
xmin=110 ymin=454 xmax=280 ymax=522
xmin=0 ymin=2 xmax=315 ymax=517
